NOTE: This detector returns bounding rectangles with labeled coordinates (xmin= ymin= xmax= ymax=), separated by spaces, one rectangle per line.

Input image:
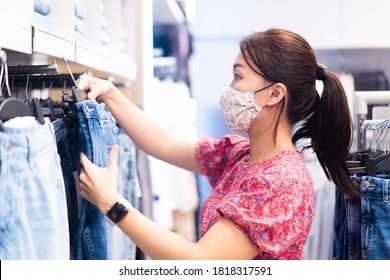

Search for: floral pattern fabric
xmin=219 ymin=87 xmax=261 ymax=133
xmin=196 ymin=134 xmax=314 ymax=259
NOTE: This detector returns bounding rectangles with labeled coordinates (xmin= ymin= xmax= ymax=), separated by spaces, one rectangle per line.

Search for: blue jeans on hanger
xmin=344 ymin=191 xmax=363 ymax=260
xmin=74 ymin=101 xmax=118 ymax=260
xmin=354 ymin=175 xmax=390 ymax=259
xmin=108 ymin=126 xmax=140 ymax=260
xmin=332 ymin=188 xmax=350 ymax=260
xmin=336 ymin=175 xmax=390 ymax=260
xmin=0 ymin=119 xmax=69 ymax=259
xmin=52 ymin=117 xmax=81 ymax=260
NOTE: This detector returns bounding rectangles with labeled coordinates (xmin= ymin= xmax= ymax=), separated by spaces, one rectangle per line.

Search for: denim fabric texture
xmin=52 ymin=118 xmax=81 ymax=259
xmin=74 ymin=101 xmax=118 ymax=260
xmin=344 ymin=191 xmax=363 ymax=260
xmin=356 ymin=175 xmax=390 ymax=259
xmin=0 ymin=120 xmax=69 ymax=259
xmin=332 ymin=188 xmax=349 ymax=260
xmin=334 ymin=175 xmax=390 ymax=260
xmin=108 ymin=126 xmax=139 ymax=260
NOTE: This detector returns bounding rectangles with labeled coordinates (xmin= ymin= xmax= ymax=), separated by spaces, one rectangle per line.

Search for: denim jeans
xmin=74 ymin=101 xmax=118 ymax=260
xmin=108 ymin=126 xmax=139 ymax=260
xmin=332 ymin=188 xmax=349 ymax=260
xmin=0 ymin=119 xmax=69 ymax=259
xmin=52 ymin=118 xmax=81 ymax=260
xmin=334 ymin=175 xmax=390 ymax=260
xmin=344 ymin=190 xmax=363 ymax=260
xmin=356 ymin=175 xmax=390 ymax=259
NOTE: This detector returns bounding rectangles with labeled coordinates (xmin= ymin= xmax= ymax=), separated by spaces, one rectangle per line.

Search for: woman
xmin=78 ymin=28 xmax=355 ymax=260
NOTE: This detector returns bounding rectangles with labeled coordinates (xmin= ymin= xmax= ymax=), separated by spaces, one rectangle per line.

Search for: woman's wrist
xmin=103 ymin=81 xmax=118 ymax=104
xmin=98 ymin=193 xmax=124 ymax=214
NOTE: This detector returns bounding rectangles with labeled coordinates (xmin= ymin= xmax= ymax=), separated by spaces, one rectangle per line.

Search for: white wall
xmin=190 ymin=0 xmax=390 ymax=138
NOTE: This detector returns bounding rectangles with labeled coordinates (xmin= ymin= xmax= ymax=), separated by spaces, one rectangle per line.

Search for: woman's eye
xmin=233 ymin=74 xmax=240 ymax=81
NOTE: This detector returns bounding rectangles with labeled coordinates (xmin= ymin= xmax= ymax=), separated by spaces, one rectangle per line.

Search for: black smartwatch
xmin=106 ymin=199 xmax=131 ymax=226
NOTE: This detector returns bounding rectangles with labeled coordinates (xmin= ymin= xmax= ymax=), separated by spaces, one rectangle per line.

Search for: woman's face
xmin=229 ymin=52 xmax=274 ymax=108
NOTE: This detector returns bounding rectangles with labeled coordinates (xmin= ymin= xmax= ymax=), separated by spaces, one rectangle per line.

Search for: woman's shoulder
xmin=242 ymin=150 xmax=313 ymax=189
xmin=198 ymin=134 xmax=249 ymax=148
xmin=197 ymin=134 xmax=250 ymax=161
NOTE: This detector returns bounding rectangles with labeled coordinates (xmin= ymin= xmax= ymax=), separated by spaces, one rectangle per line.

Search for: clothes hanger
xmin=364 ymin=152 xmax=390 ymax=177
xmin=39 ymin=80 xmax=66 ymax=121
xmin=61 ymin=57 xmax=87 ymax=103
xmin=0 ymin=50 xmax=37 ymax=122
xmin=348 ymin=153 xmax=370 ymax=175
xmin=348 ymin=124 xmax=390 ymax=176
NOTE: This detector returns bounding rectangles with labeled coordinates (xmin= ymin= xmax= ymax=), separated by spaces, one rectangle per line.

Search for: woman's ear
xmin=267 ymin=83 xmax=286 ymax=106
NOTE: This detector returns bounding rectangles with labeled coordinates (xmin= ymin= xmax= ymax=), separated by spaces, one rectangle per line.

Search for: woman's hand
xmin=79 ymin=145 xmax=123 ymax=213
xmin=77 ymin=74 xmax=115 ymax=103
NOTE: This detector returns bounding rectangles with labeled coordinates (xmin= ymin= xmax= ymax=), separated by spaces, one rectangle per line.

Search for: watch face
xmin=107 ymin=202 xmax=129 ymax=224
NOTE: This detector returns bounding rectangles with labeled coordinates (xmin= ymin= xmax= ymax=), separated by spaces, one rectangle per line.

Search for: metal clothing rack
xmin=1 ymin=49 xmax=67 ymax=123
xmin=8 ymin=63 xmax=59 ymax=75
xmin=354 ymin=90 xmax=390 ymax=150
xmin=6 ymin=62 xmax=82 ymax=90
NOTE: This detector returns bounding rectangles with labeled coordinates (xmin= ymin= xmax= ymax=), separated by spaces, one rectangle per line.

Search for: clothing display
xmin=0 ymin=94 xmax=143 ymax=260
xmin=302 ymin=147 xmax=336 ymax=260
xmin=52 ymin=116 xmax=80 ymax=260
xmin=0 ymin=118 xmax=69 ymax=259
xmin=108 ymin=126 xmax=140 ymax=260
xmin=351 ymin=70 xmax=390 ymax=120
xmin=3 ymin=0 xmax=390 ymax=262
xmin=153 ymin=23 xmax=193 ymax=90
xmin=33 ymin=0 xmax=53 ymax=31
xmin=74 ymin=0 xmax=87 ymax=43
xmin=333 ymin=176 xmax=390 ymax=260
xmin=143 ymin=78 xmax=198 ymax=240
xmin=74 ymin=101 xmax=118 ymax=260
xmin=334 ymin=118 xmax=390 ymax=260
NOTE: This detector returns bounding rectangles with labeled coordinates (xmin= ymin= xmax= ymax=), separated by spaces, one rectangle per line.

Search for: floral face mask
xmin=219 ymin=83 xmax=274 ymax=133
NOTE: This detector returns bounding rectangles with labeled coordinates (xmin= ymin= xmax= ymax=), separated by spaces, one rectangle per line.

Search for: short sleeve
xmin=216 ymin=181 xmax=308 ymax=259
xmin=196 ymin=134 xmax=249 ymax=187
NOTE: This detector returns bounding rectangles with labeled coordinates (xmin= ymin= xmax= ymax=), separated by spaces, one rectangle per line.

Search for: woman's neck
xmin=247 ymin=123 xmax=295 ymax=163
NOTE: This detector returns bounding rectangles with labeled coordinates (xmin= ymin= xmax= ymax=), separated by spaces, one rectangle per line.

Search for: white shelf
xmin=0 ymin=19 xmax=32 ymax=54
xmin=33 ymin=27 xmax=75 ymax=61
xmin=75 ymin=43 xmax=102 ymax=72
xmin=1 ymin=0 xmax=138 ymax=81
xmin=101 ymin=52 xmax=137 ymax=81
xmin=0 ymin=0 xmax=33 ymax=54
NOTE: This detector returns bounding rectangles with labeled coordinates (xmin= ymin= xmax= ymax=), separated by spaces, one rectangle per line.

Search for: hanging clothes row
xmin=153 ymin=22 xmax=193 ymax=92
xmin=0 ymin=55 xmax=147 ymax=260
xmin=333 ymin=118 xmax=390 ymax=260
xmin=143 ymin=77 xmax=199 ymax=242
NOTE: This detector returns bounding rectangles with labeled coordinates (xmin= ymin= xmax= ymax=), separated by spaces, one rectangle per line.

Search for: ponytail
xmin=293 ymin=70 xmax=360 ymax=198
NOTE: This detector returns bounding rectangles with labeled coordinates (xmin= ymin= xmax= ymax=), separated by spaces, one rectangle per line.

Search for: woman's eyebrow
xmin=233 ymin=63 xmax=245 ymax=70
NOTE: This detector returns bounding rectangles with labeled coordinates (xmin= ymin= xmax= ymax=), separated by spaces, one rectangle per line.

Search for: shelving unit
xmin=0 ymin=0 xmax=187 ymax=106
xmin=0 ymin=0 xmax=138 ymax=82
xmin=0 ymin=0 xmax=33 ymax=54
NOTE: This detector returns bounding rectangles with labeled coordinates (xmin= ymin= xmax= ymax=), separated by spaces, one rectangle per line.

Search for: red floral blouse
xmin=196 ymin=134 xmax=314 ymax=260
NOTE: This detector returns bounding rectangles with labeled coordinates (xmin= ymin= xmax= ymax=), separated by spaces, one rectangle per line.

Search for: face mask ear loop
xmin=253 ymin=83 xmax=276 ymax=109
xmin=253 ymin=82 xmax=276 ymax=94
